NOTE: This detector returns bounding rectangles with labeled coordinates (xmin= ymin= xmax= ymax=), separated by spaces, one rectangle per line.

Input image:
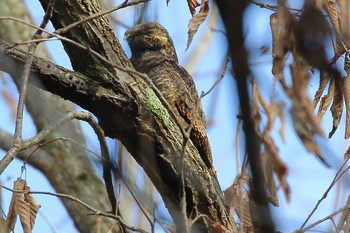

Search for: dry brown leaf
xmin=213 ymin=223 xmax=228 ymax=233
xmin=223 ymin=183 xmax=237 ymax=209
xmin=270 ymin=1 xmax=293 ymax=85
xmin=223 ymin=176 xmax=253 ymax=230
xmin=261 ymin=152 xmax=279 ymax=206
xmin=6 ymin=180 xmax=20 ymax=232
xmin=277 ymin=103 xmax=286 ymax=143
xmin=318 ymin=78 xmax=335 ymax=118
xmin=258 ymin=91 xmax=277 ymax=138
xmin=338 ymin=0 xmax=349 ymax=35
xmin=20 ymin=191 xmax=40 ymax=233
xmin=290 ymin=62 xmax=323 ymax=136
xmin=187 ymin=0 xmax=200 ymax=16
xmin=251 ymin=81 xmax=261 ymax=127
xmin=345 ymin=56 xmax=350 ymax=74
xmin=325 ymin=0 xmax=347 ymax=60
xmin=344 ymin=146 xmax=350 ymax=160
xmin=252 ymin=80 xmax=280 ymax=139
xmin=335 ymin=196 xmax=350 ymax=232
xmin=262 ymin=136 xmax=289 ymax=202
xmin=6 ymin=179 xmax=41 ymax=233
xmin=329 ymin=79 xmax=344 ymax=138
xmin=313 ymin=71 xmax=330 ymax=109
xmin=343 ymin=75 xmax=350 ymax=138
xmin=186 ymin=0 xmax=209 ymax=49
xmin=0 ymin=218 xmax=8 ymax=233
xmin=270 ymin=13 xmax=284 ymax=76
xmin=344 ymin=213 xmax=350 ymax=233
xmin=288 ymin=54 xmax=330 ymax=165
xmin=325 ymin=0 xmax=341 ymax=34
xmin=290 ymin=106 xmax=329 ymax=166
xmin=251 ymin=81 xmax=288 ymax=202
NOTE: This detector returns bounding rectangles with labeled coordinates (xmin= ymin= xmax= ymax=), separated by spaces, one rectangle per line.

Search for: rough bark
xmin=0 ymin=0 xmax=235 ymax=232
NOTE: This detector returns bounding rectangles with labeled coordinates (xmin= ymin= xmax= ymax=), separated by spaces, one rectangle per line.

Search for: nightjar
xmin=125 ymin=22 xmax=215 ymax=175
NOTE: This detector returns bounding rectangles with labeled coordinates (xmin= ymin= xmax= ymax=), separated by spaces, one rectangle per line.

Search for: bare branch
xmin=298 ymin=157 xmax=350 ymax=231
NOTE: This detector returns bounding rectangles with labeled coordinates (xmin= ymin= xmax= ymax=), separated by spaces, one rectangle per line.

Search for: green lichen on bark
xmin=146 ymin=88 xmax=170 ymax=126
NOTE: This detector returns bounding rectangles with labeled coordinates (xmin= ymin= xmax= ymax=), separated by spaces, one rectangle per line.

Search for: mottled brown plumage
xmin=125 ymin=22 xmax=215 ymax=175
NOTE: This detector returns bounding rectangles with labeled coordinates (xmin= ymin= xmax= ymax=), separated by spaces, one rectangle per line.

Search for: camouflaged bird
xmin=125 ymin=22 xmax=215 ymax=175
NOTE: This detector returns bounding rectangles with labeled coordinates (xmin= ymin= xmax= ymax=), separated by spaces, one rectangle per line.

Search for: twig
xmin=13 ymin=0 xmax=55 ymax=143
xmin=201 ymin=51 xmax=230 ymax=98
xmin=1 ymin=111 xmax=90 ymax=174
xmin=296 ymin=205 xmax=350 ymax=233
xmin=249 ymin=0 xmax=301 ymax=12
xmin=189 ymin=213 xmax=219 ymax=232
xmin=114 ymin=145 xmax=173 ymax=232
xmin=73 ymin=112 xmax=117 ymax=216
xmin=298 ymin=157 xmax=350 ymax=231
xmin=236 ymin=120 xmax=243 ymax=175
xmin=117 ymin=164 xmax=153 ymax=226
xmin=235 ymin=119 xmax=245 ymax=233
xmin=178 ymin=122 xmax=193 ymax=233
xmin=151 ymin=203 xmax=157 ymax=233
xmin=38 ymin=211 xmax=59 ymax=233
xmin=53 ymin=0 xmax=149 ymax=36
xmin=25 ymin=137 xmax=67 ymax=163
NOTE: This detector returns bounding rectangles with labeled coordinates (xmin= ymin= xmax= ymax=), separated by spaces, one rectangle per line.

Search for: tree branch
xmin=214 ymin=0 xmax=275 ymax=232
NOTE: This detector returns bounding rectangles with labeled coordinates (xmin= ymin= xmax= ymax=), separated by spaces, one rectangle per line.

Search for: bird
xmin=125 ymin=22 xmax=216 ymax=176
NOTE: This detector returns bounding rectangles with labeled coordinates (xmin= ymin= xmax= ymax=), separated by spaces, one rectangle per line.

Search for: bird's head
xmin=125 ymin=22 xmax=178 ymax=62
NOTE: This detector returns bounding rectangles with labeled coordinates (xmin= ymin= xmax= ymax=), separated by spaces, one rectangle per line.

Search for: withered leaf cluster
xmin=2 ymin=179 xmax=40 ymax=233
xmin=186 ymin=0 xmax=209 ymax=49
xmin=270 ymin=0 xmax=350 ymax=161
xmin=225 ymin=1 xmax=350 ymax=230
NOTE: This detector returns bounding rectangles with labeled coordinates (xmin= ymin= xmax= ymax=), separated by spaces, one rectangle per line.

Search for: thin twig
xmin=235 ymin=119 xmax=245 ymax=233
xmin=201 ymin=51 xmax=230 ymax=98
xmin=1 ymin=111 xmax=89 ymax=174
xmin=249 ymin=0 xmax=301 ymax=12
xmin=297 ymin=205 xmax=350 ymax=233
xmin=114 ymin=146 xmax=168 ymax=230
xmin=53 ymin=0 xmax=149 ymax=36
xmin=70 ymin=112 xmax=117 ymax=216
xmin=25 ymin=137 xmax=66 ymax=163
xmin=298 ymin=157 xmax=350 ymax=231
xmin=13 ymin=0 xmax=56 ymax=143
